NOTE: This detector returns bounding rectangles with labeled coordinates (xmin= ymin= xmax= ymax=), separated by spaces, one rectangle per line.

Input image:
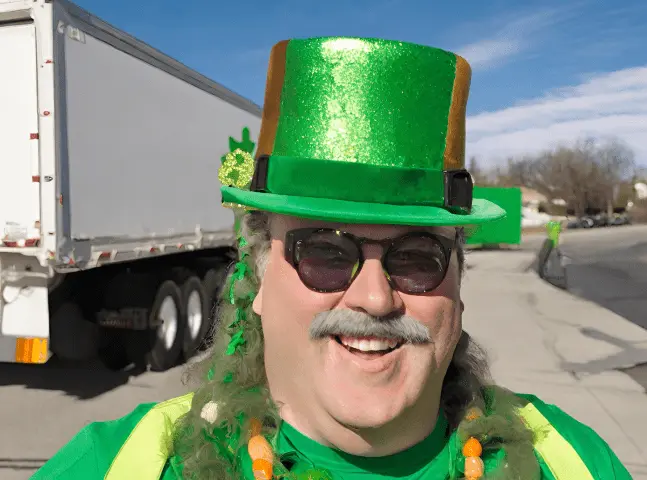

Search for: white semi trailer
xmin=0 ymin=0 xmax=262 ymax=371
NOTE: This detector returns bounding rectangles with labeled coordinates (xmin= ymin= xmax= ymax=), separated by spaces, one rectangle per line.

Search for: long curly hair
xmin=172 ymin=211 xmax=541 ymax=480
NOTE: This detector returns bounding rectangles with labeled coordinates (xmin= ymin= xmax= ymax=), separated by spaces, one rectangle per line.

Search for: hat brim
xmin=222 ymin=187 xmax=506 ymax=227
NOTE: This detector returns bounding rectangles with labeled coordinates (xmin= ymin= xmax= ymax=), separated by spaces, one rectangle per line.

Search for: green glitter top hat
xmin=220 ymin=37 xmax=506 ymax=226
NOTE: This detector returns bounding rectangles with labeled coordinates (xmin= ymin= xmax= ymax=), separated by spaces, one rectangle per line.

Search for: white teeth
xmin=340 ymin=336 xmax=399 ymax=352
xmin=342 ymin=337 xmax=360 ymax=350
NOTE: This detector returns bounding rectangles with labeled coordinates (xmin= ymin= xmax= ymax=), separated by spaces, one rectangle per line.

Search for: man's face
xmin=253 ymin=214 xmax=463 ymax=439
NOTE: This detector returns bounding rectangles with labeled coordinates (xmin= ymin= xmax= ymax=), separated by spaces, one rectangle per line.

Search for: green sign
xmin=466 ymin=186 xmax=522 ymax=245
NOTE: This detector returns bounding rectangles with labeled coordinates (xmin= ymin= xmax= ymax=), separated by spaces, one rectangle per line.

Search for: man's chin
xmin=337 ymin=411 xmax=398 ymax=430
xmin=310 ymin=375 xmax=406 ymax=430
xmin=310 ymin=336 xmax=421 ymax=428
xmin=317 ymin=380 xmax=408 ymax=431
xmin=309 ymin=402 xmax=397 ymax=437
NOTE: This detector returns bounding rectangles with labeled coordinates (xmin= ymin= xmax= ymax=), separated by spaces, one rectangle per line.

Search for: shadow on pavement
xmin=564 ymin=243 xmax=647 ymax=331
xmin=537 ymin=239 xmax=647 ymax=391
xmin=621 ymin=363 xmax=647 ymax=390
xmin=0 ymin=356 xmax=147 ymax=400
xmin=559 ymin=327 xmax=647 ymax=390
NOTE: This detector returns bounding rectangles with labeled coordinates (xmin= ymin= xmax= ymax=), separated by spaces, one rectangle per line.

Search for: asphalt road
xmin=0 ymin=358 xmax=193 ymax=479
xmin=1 ymin=225 xmax=646 ymax=479
xmin=563 ymin=226 xmax=647 ymax=329
xmin=524 ymin=224 xmax=647 ymax=331
xmin=525 ymin=224 xmax=647 ymax=390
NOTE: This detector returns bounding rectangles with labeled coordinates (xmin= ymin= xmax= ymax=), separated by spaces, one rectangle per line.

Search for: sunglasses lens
xmin=384 ymin=236 xmax=448 ymax=294
xmin=296 ymin=231 xmax=360 ymax=291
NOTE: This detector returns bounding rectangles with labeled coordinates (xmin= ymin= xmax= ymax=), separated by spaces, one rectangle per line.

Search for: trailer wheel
xmin=182 ymin=276 xmax=210 ymax=358
xmin=128 ymin=280 xmax=184 ymax=372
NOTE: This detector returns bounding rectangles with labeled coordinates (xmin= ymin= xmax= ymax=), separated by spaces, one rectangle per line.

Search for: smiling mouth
xmin=333 ymin=335 xmax=403 ymax=357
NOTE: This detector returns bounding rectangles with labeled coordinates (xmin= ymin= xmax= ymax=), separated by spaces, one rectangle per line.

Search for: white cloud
xmin=457 ymin=39 xmax=522 ymax=70
xmin=466 ymin=66 xmax=647 ymax=166
xmin=456 ymin=8 xmax=571 ymax=70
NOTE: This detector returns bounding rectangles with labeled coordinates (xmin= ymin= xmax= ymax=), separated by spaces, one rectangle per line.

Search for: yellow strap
xmin=105 ymin=392 xmax=195 ymax=480
xmin=105 ymin=392 xmax=592 ymax=480
xmin=518 ymin=403 xmax=594 ymax=480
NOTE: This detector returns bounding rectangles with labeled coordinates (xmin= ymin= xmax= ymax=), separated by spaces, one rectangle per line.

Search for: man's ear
xmin=460 ymin=299 xmax=465 ymax=314
xmin=253 ymin=283 xmax=263 ymax=315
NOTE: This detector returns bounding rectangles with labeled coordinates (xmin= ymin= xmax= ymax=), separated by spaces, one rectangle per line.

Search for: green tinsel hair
xmin=171 ymin=209 xmax=281 ymax=479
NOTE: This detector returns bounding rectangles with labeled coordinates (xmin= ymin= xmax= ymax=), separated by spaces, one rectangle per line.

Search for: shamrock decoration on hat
xmin=219 ymin=127 xmax=257 ymax=190
xmin=219 ymin=149 xmax=255 ymax=189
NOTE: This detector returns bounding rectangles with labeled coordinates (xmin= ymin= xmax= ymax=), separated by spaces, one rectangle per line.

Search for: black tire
xmin=127 ymin=280 xmax=184 ymax=372
xmin=181 ymin=276 xmax=210 ymax=359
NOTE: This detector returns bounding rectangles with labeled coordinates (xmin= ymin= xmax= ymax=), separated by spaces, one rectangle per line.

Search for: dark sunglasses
xmin=284 ymin=228 xmax=457 ymax=294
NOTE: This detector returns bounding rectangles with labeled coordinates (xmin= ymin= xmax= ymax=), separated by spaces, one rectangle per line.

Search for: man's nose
xmin=342 ymin=255 xmax=403 ymax=317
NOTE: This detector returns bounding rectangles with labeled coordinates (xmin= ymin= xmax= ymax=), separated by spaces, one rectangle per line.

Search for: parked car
xmin=567 ymin=217 xmax=595 ymax=229
xmin=591 ymin=214 xmax=610 ymax=227
xmin=609 ymin=214 xmax=631 ymax=226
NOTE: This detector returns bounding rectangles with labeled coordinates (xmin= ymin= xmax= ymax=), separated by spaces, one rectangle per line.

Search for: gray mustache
xmin=309 ymin=309 xmax=431 ymax=344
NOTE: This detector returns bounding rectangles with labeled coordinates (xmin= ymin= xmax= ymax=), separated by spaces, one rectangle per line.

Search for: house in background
xmin=520 ymin=187 xmax=568 ymax=228
xmin=520 ymin=187 xmax=551 ymax=228
xmin=520 ymin=187 xmax=547 ymax=212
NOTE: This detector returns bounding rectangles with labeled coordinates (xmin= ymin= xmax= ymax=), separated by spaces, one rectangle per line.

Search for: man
xmin=33 ymin=37 xmax=631 ymax=480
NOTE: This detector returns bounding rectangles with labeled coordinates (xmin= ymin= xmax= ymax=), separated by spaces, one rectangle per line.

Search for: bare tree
xmin=595 ymin=139 xmax=636 ymax=214
xmin=485 ymin=137 xmax=636 ymax=216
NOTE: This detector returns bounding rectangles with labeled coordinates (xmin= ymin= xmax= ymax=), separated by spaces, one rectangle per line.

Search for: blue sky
xmin=75 ymin=0 xmax=647 ymax=166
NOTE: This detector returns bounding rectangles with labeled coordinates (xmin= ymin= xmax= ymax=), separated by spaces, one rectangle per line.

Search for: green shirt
xmin=32 ymin=393 xmax=633 ymax=480
xmin=271 ymin=415 xmax=452 ymax=479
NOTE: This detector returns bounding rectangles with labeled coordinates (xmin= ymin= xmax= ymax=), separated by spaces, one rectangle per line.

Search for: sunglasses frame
xmin=284 ymin=227 xmax=457 ymax=294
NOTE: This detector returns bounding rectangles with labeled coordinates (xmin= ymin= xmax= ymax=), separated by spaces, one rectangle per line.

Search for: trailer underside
xmin=1 ymin=246 xmax=235 ymax=370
